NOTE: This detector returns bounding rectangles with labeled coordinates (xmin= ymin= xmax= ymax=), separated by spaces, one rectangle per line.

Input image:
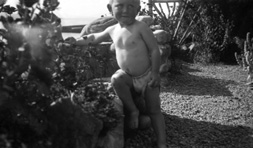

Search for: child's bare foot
xmin=128 ymin=110 xmax=139 ymax=129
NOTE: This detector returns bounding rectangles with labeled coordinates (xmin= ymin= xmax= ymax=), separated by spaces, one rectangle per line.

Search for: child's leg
xmin=111 ymin=70 xmax=139 ymax=129
xmin=145 ymin=86 xmax=167 ymax=148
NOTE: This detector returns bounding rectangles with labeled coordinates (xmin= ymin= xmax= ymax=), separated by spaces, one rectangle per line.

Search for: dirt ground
xmin=124 ymin=63 xmax=253 ymax=148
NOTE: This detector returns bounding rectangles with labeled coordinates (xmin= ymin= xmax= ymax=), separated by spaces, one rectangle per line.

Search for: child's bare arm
xmin=140 ymin=23 xmax=161 ymax=87
xmin=140 ymin=23 xmax=161 ymax=73
xmin=65 ymin=27 xmax=111 ymax=46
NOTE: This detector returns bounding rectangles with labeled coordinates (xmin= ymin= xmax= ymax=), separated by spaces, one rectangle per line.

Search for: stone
xmin=79 ymin=16 xmax=117 ymax=37
xmin=153 ymin=29 xmax=171 ymax=44
xmin=160 ymin=59 xmax=172 ymax=74
xmin=46 ymin=98 xmax=103 ymax=148
xmin=153 ymin=30 xmax=172 ymax=74
xmin=136 ymin=15 xmax=154 ymax=26
xmin=97 ymin=97 xmax=125 ymax=148
xmin=159 ymin=44 xmax=172 ymax=74
xmin=150 ymin=24 xmax=162 ymax=30
xmin=159 ymin=44 xmax=171 ymax=59
xmin=97 ymin=81 xmax=152 ymax=148
xmin=79 ymin=15 xmax=153 ymax=37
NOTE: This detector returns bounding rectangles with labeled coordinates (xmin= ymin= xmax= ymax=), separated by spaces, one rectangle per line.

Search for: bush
xmin=141 ymin=0 xmax=233 ymax=64
xmin=182 ymin=1 xmax=233 ymax=64
xmin=0 ymin=1 xmax=121 ymax=147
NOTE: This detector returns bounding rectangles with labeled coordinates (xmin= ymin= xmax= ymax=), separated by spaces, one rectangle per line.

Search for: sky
xmin=54 ymin=0 xmax=111 ymax=25
xmin=4 ymin=0 xmax=172 ymax=26
xmin=55 ymin=0 xmax=110 ymax=18
xmin=54 ymin=0 xmax=151 ymax=25
xmin=5 ymin=0 xmax=111 ymax=25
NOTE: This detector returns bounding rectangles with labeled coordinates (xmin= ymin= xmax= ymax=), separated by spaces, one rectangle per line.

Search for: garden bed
xmin=124 ymin=63 xmax=253 ymax=148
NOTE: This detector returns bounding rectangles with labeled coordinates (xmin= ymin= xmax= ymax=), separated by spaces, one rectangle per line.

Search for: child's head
xmin=107 ymin=0 xmax=141 ymax=25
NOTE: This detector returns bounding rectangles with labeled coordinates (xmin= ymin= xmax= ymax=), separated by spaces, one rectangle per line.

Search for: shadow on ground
xmin=124 ymin=64 xmax=253 ymax=148
xmin=161 ymin=70 xmax=237 ymax=97
xmin=164 ymin=114 xmax=253 ymax=147
xmin=124 ymin=114 xmax=253 ymax=148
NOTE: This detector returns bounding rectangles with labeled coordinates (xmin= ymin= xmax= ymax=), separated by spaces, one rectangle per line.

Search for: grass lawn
xmin=125 ymin=63 xmax=253 ymax=148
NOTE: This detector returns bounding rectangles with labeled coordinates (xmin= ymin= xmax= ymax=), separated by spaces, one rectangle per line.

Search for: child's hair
xmin=108 ymin=0 xmax=140 ymax=6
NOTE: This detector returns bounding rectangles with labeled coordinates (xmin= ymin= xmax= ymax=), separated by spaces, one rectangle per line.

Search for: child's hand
xmin=148 ymin=73 xmax=160 ymax=88
xmin=64 ymin=37 xmax=76 ymax=45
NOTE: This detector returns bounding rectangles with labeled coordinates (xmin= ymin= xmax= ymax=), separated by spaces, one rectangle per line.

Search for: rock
xmin=153 ymin=30 xmax=172 ymax=74
xmin=153 ymin=30 xmax=171 ymax=44
xmin=159 ymin=44 xmax=172 ymax=74
xmin=159 ymin=44 xmax=172 ymax=59
xmin=159 ymin=59 xmax=172 ymax=74
xmin=98 ymin=97 xmax=125 ymax=148
xmin=136 ymin=15 xmax=154 ymax=26
xmin=79 ymin=16 xmax=117 ymax=37
xmin=150 ymin=24 xmax=162 ymax=30
xmin=46 ymin=99 xmax=103 ymax=148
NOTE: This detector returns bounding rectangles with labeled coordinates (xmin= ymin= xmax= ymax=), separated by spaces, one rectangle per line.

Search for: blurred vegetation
xmin=0 ymin=0 xmax=121 ymax=147
xmin=141 ymin=0 xmax=253 ymax=65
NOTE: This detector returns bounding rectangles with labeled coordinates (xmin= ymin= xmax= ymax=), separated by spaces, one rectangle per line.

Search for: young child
xmin=66 ymin=0 xmax=167 ymax=147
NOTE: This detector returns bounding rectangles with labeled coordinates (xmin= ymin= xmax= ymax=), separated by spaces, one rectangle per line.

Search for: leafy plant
xmin=73 ymin=82 xmax=122 ymax=133
xmin=0 ymin=0 xmax=121 ymax=147
xmin=141 ymin=0 xmax=233 ymax=64
xmin=186 ymin=1 xmax=233 ymax=63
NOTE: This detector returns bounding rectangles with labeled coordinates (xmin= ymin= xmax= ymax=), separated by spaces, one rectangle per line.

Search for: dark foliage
xmin=0 ymin=0 xmax=121 ymax=147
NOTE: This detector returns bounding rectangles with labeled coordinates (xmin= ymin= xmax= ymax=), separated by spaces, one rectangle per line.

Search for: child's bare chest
xmin=112 ymin=28 xmax=142 ymax=49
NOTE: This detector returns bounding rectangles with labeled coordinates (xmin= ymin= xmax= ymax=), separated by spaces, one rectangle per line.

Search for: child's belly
xmin=116 ymin=52 xmax=151 ymax=76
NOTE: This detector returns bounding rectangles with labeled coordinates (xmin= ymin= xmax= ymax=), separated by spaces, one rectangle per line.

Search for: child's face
xmin=108 ymin=0 xmax=140 ymax=25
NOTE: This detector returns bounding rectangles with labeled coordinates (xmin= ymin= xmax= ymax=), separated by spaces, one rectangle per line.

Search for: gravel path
xmin=124 ymin=63 xmax=253 ymax=148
